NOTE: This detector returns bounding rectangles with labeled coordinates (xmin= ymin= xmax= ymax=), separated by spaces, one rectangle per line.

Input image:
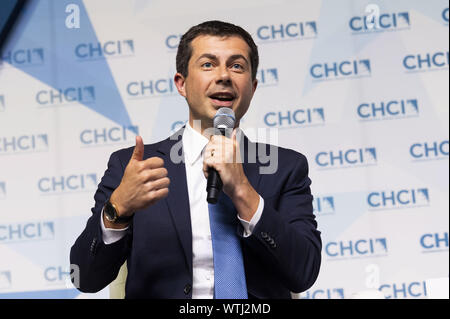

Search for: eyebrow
xmin=196 ymin=53 xmax=249 ymax=65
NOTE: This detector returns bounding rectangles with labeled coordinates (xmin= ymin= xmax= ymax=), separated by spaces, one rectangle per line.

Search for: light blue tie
xmin=208 ymin=192 xmax=248 ymax=299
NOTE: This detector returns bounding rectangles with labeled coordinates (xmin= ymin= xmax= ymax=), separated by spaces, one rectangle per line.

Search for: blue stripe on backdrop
xmin=1 ymin=0 xmax=135 ymax=132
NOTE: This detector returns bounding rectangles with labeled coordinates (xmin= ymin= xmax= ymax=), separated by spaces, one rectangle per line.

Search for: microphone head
xmin=213 ymin=107 xmax=235 ymax=129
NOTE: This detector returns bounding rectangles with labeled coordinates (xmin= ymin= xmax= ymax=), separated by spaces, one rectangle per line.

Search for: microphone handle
xmin=207 ymin=167 xmax=223 ymax=204
xmin=206 ymin=128 xmax=226 ymax=204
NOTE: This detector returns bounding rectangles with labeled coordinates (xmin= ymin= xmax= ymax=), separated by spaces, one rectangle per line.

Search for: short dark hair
xmin=176 ymin=20 xmax=259 ymax=81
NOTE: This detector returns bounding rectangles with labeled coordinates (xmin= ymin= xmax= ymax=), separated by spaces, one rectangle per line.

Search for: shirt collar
xmin=182 ymin=122 xmax=209 ymax=166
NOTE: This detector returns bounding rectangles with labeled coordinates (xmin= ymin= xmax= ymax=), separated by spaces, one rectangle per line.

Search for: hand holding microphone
xmin=203 ymin=108 xmax=247 ymax=204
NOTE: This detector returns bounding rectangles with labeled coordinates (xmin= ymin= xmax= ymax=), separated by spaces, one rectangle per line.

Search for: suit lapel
xmin=242 ymin=135 xmax=262 ymax=191
xmin=156 ymin=128 xmax=193 ymax=275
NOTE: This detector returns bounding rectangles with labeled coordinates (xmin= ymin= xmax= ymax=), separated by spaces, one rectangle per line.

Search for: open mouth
xmin=209 ymin=92 xmax=236 ymax=107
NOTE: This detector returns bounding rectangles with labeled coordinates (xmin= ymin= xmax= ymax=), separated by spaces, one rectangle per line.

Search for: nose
xmin=215 ymin=65 xmax=231 ymax=85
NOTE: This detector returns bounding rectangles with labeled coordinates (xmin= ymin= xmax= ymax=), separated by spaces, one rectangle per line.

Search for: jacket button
xmin=270 ymin=240 xmax=277 ymax=248
xmin=261 ymin=232 xmax=268 ymax=239
xmin=184 ymin=284 xmax=191 ymax=295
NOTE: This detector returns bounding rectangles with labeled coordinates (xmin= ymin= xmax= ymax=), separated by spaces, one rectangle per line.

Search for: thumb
xmin=131 ymin=135 xmax=144 ymax=161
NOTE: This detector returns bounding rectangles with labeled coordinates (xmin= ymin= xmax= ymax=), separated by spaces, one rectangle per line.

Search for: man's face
xmin=175 ymin=35 xmax=258 ymax=130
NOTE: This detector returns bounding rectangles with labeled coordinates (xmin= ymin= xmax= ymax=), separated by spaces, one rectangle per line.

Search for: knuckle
xmin=148 ymin=189 xmax=156 ymax=198
xmin=143 ymin=170 xmax=153 ymax=182
xmin=148 ymin=184 xmax=156 ymax=192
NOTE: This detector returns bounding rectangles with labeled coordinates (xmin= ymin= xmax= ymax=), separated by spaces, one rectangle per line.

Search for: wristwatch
xmin=103 ymin=199 xmax=133 ymax=224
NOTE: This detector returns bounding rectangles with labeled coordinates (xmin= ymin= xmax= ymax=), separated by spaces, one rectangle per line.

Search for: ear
xmin=251 ymin=78 xmax=258 ymax=96
xmin=174 ymin=73 xmax=187 ymax=98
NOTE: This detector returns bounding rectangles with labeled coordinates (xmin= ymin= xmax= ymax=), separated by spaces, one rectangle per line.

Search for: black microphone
xmin=206 ymin=107 xmax=236 ymax=204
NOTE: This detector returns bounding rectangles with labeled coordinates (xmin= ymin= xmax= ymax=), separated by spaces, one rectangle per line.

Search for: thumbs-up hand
xmin=108 ymin=136 xmax=170 ymax=226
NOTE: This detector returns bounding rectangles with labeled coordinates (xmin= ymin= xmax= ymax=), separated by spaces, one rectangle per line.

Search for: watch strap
xmin=104 ymin=199 xmax=133 ymax=224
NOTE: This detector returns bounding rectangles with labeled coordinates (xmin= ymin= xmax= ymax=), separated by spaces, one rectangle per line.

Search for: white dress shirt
xmin=101 ymin=122 xmax=264 ymax=298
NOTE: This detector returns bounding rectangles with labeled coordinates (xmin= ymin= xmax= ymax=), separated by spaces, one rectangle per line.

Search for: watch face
xmin=104 ymin=201 xmax=117 ymax=221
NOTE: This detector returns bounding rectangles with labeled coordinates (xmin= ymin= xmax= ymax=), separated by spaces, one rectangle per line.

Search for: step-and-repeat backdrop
xmin=0 ymin=0 xmax=448 ymax=299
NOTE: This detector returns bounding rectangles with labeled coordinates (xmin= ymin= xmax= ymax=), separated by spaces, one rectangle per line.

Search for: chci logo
xmin=403 ymin=51 xmax=449 ymax=72
xmin=0 ymin=48 xmax=44 ymax=67
xmin=80 ymin=126 xmax=139 ymax=146
xmin=420 ymin=232 xmax=448 ymax=252
xmin=0 ymin=221 xmax=55 ymax=243
xmin=301 ymin=288 xmax=345 ymax=299
xmin=367 ymin=188 xmax=430 ymax=210
xmin=349 ymin=11 xmax=410 ymax=33
xmin=256 ymin=68 xmax=279 ymax=86
xmin=310 ymin=59 xmax=371 ymax=80
xmin=256 ymin=21 xmax=318 ymax=42
xmin=0 ymin=134 xmax=48 ymax=154
xmin=357 ymin=99 xmax=419 ymax=121
xmin=410 ymin=140 xmax=448 ymax=161
xmin=126 ymin=78 xmax=176 ymax=98
xmin=325 ymin=238 xmax=388 ymax=259
xmin=313 ymin=196 xmax=335 ymax=215
xmin=75 ymin=40 xmax=135 ymax=60
xmin=264 ymin=108 xmax=325 ymax=128
xmin=379 ymin=281 xmax=427 ymax=299
xmin=315 ymin=147 xmax=377 ymax=169
xmin=38 ymin=173 xmax=98 ymax=194
xmin=36 ymin=86 xmax=95 ymax=107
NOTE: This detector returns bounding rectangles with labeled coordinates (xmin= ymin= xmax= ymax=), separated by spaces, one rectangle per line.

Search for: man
xmin=70 ymin=20 xmax=321 ymax=299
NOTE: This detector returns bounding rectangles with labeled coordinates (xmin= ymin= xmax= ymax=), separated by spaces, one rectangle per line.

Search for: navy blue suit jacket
xmin=70 ymin=128 xmax=321 ymax=298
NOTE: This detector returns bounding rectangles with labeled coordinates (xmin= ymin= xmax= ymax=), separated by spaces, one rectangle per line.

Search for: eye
xmin=202 ymin=62 xmax=213 ymax=68
xmin=232 ymin=63 xmax=243 ymax=70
